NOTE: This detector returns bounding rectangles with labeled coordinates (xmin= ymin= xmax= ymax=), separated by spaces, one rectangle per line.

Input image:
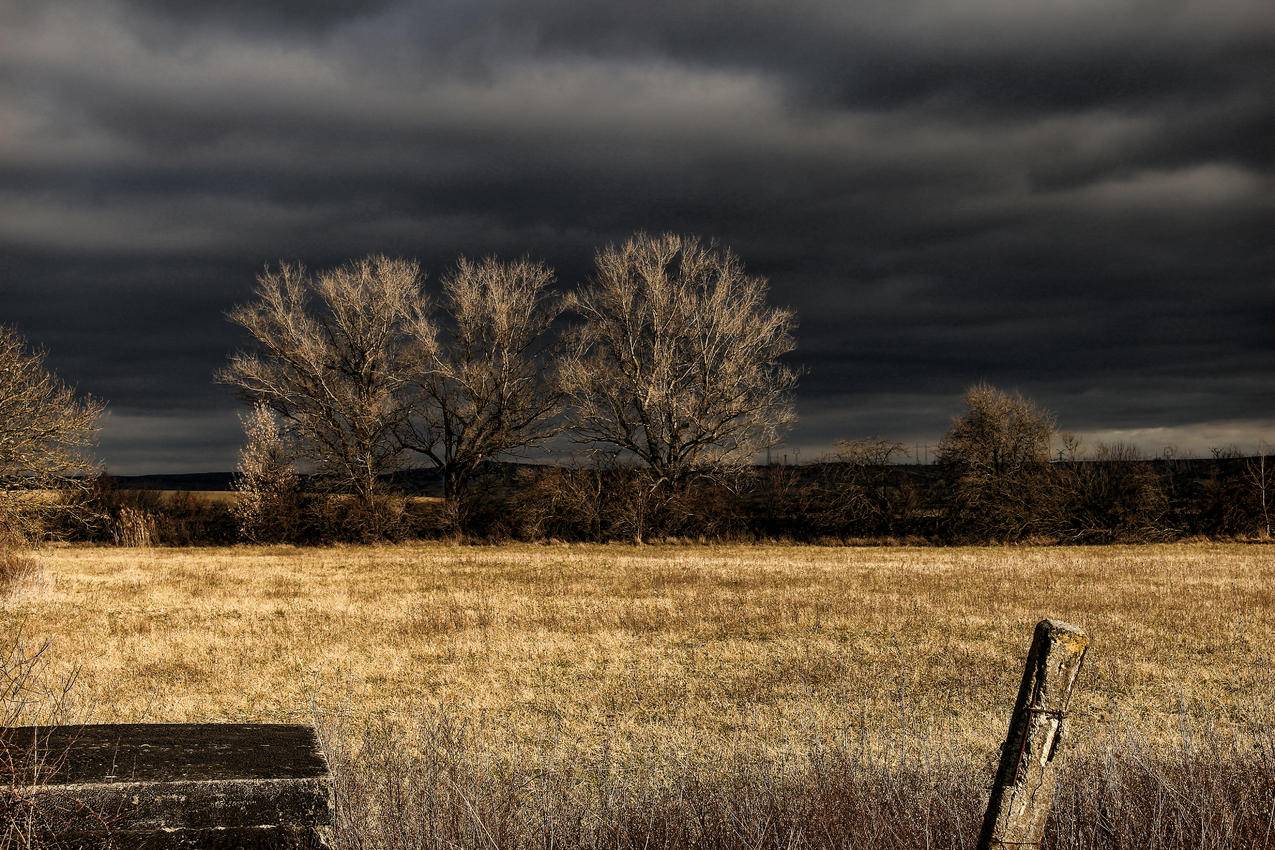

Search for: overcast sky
xmin=1 ymin=0 xmax=1272 ymax=473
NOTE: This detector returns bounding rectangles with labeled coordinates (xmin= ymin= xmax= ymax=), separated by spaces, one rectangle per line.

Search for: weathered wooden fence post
xmin=978 ymin=619 xmax=1089 ymax=850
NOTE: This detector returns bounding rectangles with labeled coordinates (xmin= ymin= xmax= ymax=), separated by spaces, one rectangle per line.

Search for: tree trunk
xmin=442 ymin=466 xmax=468 ymax=539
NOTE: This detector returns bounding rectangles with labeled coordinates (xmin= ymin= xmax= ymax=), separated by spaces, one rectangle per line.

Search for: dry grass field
xmin=5 ymin=543 xmax=1275 ymax=848
xmin=147 ymin=490 xmax=447 ymax=505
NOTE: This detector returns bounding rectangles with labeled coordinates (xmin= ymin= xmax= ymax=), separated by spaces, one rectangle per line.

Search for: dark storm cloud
xmin=1 ymin=0 xmax=1272 ymax=472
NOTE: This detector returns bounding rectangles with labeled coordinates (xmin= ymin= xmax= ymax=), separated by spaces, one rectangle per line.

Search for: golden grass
xmin=156 ymin=489 xmax=237 ymax=504
xmin=6 ymin=543 xmax=1274 ymax=774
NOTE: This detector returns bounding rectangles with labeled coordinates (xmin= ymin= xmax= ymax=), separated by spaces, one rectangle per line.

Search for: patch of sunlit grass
xmin=6 ymin=543 xmax=1273 ymax=773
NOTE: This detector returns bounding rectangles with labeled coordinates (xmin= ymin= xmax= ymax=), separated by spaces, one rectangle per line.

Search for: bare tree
xmin=560 ymin=233 xmax=798 ymax=516
xmin=400 ymin=256 xmax=564 ymax=526
xmin=0 ymin=326 xmax=103 ymax=543
xmin=937 ymin=383 xmax=1054 ymax=475
xmin=937 ymin=382 xmax=1056 ymax=541
xmin=218 ymin=257 xmax=418 ymax=530
xmin=1246 ymin=442 xmax=1272 ymax=538
xmin=233 ymin=401 xmax=301 ymax=543
xmin=833 ymin=438 xmax=909 ymax=468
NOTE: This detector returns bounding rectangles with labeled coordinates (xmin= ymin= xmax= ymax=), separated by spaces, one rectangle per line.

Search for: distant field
xmin=9 ymin=543 xmax=1273 ymax=761
xmin=154 ymin=489 xmax=237 ymax=503
xmin=144 ymin=489 xmax=445 ymax=505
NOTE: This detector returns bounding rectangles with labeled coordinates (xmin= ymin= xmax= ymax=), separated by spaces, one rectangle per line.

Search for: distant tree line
xmin=52 ymin=420 xmax=1274 ymax=546
xmin=1 ymin=232 xmax=1272 ymax=547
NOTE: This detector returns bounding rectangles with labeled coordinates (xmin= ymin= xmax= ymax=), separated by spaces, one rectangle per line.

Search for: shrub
xmin=1055 ymin=443 xmax=1174 ymax=542
xmin=305 ymin=493 xmax=411 ymax=543
xmin=233 ymin=402 xmax=302 ymax=544
xmin=44 ymin=478 xmax=237 ymax=546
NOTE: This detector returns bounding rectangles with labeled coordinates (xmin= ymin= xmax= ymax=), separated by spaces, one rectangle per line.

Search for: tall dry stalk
xmin=317 ymin=706 xmax=1275 ymax=850
xmin=0 ymin=551 xmax=39 ymax=601
xmin=1 ymin=626 xmax=79 ymax=850
xmin=111 ymin=506 xmax=154 ymax=547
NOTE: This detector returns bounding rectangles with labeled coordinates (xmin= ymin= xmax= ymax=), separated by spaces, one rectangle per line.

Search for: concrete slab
xmin=2 ymin=723 xmax=332 ymax=849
